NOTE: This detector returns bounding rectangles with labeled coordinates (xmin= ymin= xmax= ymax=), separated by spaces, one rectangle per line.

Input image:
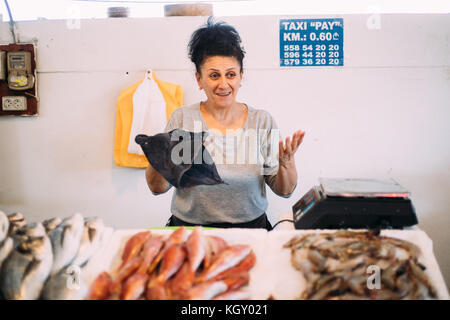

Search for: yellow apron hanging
xmin=114 ymin=72 xmax=184 ymax=168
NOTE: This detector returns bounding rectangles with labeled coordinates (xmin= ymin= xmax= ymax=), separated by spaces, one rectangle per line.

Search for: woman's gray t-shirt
xmin=153 ymin=102 xmax=295 ymax=224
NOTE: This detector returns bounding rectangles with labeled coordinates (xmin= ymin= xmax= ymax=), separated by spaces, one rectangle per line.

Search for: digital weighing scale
xmin=292 ymin=178 xmax=418 ymax=229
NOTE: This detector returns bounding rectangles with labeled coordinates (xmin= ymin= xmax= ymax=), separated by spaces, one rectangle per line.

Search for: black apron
xmin=166 ymin=213 xmax=273 ymax=231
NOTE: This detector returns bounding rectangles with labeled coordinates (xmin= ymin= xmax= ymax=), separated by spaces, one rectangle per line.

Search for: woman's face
xmin=196 ymin=56 xmax=243 ymax=109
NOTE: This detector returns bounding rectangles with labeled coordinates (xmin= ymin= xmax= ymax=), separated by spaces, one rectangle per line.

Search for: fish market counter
xmin=0 ymin=210 xmax=448 ymax=300
xmin=87 ymin=226 xmax=449 ymax=300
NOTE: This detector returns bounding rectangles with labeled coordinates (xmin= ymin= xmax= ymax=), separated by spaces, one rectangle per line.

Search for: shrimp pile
xmin=284 ymin=230 xmax=438 ymax=300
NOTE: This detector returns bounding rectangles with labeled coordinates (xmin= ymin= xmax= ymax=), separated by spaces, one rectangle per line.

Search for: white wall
xmin=0 ymin=15 xmax=449 ymax=287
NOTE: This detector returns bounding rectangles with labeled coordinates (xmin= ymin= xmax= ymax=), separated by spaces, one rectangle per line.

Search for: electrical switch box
xmin=0 ymin=43 xmax=38 ymax=117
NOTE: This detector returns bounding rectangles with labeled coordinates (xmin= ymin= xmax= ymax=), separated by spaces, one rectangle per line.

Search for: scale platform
xmin=292 ymin=178 xmax=419 ymax=229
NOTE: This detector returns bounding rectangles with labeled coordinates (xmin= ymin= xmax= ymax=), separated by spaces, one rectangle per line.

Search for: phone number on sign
xmin=283 ymin=58 xmax=340 ymax=66
xmin=284 ymin=44 xmax=340 ymax=51
xmin=284 ymin=51 xmax=340 ymax=58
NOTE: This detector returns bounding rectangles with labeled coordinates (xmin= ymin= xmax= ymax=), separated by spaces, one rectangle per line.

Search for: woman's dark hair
xmin=188 ymin=16 xmax=245 ymax=74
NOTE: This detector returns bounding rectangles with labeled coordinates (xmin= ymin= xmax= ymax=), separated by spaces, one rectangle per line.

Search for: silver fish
xmin=71 ymin=217 xmax=105 ymax=267
xmin=0 ymin=237 xmax=13 ymax=270
xmin=49 ymin=213 xmax=84 ymax=276
xmin=0 ymin=211 xmax=12 ymax=269
xmin=0 ymin=211 xmax=8 ymax=243
xmin=12 ymin=222 xmax=46 ymax=247
xmin=40 ymin=265 xmax=88 ymax=300
xmin=42 ymin=217 xmax=63 ymax=235
xmin=7 ymin=213 xmax=26 ymax=236
xmin=0 ymin=235 xmax=53 ymax=300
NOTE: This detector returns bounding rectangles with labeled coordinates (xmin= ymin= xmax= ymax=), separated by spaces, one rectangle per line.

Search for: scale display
xmin=292 ymin=179 xmax=418 ymax=229
xmin=280 ymin=18 xmax=344 ymax=67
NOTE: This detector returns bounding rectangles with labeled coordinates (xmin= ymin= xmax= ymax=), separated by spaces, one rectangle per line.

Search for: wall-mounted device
xmin=7 ymin=51 xmax=35 ymax=90
xmin=0 ymin=43 xmax=38 ymax=117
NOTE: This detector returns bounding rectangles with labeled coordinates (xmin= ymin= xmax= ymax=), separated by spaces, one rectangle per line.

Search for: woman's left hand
xmin=278 ymin=130 xmax=305 ymax=168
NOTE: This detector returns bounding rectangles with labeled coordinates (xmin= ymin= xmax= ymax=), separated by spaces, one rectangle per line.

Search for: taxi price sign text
xmin=280 ymin=18 xmax=344 ymax=67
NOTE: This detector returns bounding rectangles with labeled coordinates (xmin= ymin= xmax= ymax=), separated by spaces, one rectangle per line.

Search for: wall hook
xmin=146 ymin=69 xmax=152 ymax=80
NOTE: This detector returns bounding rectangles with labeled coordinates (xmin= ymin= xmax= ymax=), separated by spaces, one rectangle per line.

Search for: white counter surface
xmin=84 ymin=225 xmax=449 ymax=300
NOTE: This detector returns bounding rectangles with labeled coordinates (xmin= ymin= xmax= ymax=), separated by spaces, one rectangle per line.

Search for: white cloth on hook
xmin=128 ymin=70 xmax=167 ymax=155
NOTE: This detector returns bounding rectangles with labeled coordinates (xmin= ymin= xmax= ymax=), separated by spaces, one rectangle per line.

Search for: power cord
xmin=272 ymin=219 xmax=294 ymax=229
xmin=4 ymin=0 xmax=17 ymax=43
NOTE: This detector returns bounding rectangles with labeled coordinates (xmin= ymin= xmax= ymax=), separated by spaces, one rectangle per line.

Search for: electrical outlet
xmin=2 ymin=96 xmax=27 ymax=111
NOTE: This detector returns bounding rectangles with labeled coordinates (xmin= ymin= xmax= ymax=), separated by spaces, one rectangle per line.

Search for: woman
xmin=146 ymin=17 xmax=305 ymax=230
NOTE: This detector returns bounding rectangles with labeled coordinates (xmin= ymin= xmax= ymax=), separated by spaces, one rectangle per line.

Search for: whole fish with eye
xmin=0 ymin=235 xmax=53 ymax=300
xmin=7 ymin=213 xmax=27 ymax=236
xmin=12 ymin=222 xmax=46 ymax=248
xmin=3 ymin=222 xmax=47 ymax=273
xmin=42 ymin=217 xmax=62 ymax=235
xmin=48 ymin=213 xmax=84 ymax=276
